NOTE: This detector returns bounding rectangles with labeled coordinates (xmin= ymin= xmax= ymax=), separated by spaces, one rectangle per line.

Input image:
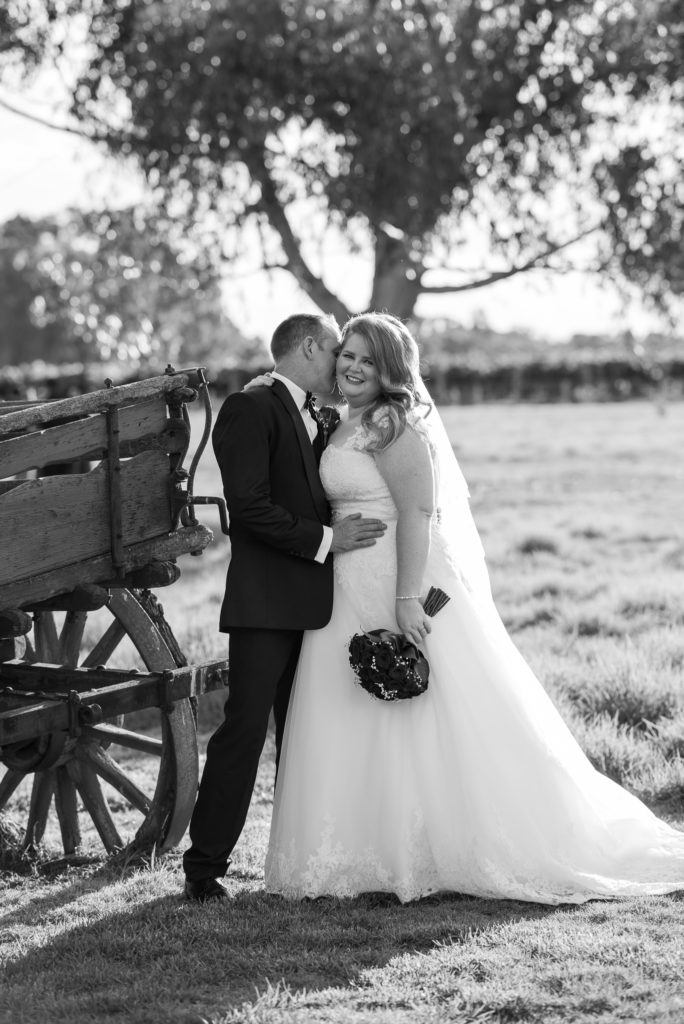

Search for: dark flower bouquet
xmin=348 ymin=587 xmax=450 ymax=702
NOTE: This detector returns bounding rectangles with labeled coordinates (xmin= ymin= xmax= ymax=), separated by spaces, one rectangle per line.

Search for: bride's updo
xmin=341 ymin=312 xmax=430 ymax=451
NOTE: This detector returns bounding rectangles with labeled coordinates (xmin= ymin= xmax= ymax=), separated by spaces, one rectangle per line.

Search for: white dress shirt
xmin=270 ymin=372 xmax=333 ymax=564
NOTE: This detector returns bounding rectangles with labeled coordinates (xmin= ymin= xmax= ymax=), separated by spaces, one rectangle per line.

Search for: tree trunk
xmin=368 ymin=233 xmax=422 ymax=320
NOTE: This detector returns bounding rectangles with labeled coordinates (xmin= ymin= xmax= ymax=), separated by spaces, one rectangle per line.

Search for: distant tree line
xmin=207 ymin=350 xmax=684 ymax=405
xmin=3 ymin=346 xmax=681 ymax=405
xmin=425 ymin=355 xmax=683 ymax=404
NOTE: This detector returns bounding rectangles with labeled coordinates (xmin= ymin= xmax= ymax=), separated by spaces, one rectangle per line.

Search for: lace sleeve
xmin=360 ymin=407 xmax=434 ymax=451
xmin=353 ymin=406 xmax=438 ymax=459
xmin=347 ymin=408 xmax=391 ymax=451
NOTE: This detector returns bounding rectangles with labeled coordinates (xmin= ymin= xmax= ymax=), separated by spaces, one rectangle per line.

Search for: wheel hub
xmin=1 ymin=731 xmax=68 ymax=772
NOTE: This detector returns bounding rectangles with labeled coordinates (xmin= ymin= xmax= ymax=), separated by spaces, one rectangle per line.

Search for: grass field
xmin=1 ymin=399 xmax=684 ymax=1023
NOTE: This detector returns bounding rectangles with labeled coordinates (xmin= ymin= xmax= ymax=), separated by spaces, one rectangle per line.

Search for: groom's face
xmin=310 ymin=325 xmax=342 ymax=394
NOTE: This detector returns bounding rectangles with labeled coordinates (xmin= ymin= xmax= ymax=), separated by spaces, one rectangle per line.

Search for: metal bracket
xmin=183 ymin=368 xmax=212 ymax=511
xmin=67 ymin=689 xmax=82 ymax=737
xmin=159 ymin=670 xmax=175 ymax=715
xmin=185 ymin=495 xmax=229 ymax=535
xmin=164 ymin=370 xmax=197 ymax=531
xmin=105 ymin=403 xmax=124 ymax=577
xmin=168 ymin=368 xmax=230 ymax=535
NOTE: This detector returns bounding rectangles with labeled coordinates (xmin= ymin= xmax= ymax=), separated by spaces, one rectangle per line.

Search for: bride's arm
xmin=374 ymin=425 xmax=435 ymax=646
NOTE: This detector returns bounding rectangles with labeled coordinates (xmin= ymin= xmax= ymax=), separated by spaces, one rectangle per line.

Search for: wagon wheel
xmin=0 ymin=589 xmax=199 ymax=860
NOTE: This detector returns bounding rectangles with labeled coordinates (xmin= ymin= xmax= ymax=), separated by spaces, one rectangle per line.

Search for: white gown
xmin=265 ymin=416 xmax=684 ymax=904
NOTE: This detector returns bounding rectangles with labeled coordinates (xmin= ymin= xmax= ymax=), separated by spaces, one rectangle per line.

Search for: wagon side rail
xmin=0 ymin=372 xmax=192 ymax=439
xmin=0 ymin=368 xmax=225 ymax=611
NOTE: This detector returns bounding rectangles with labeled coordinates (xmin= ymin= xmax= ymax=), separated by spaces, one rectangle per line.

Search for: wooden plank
xmin=0 ymin=401 xmax=50 ymax=412
xmin=120 ymin=420 xmax=189 ymax=459
xmin=0 ymin=373 xmax=192 ymax=438
xmin=0 ymin=451 xmax=172 ymax=587
xmin=0 ymin=661 xmax=146 ymax=689
xmin=0 ymin=523 xmax=212 ymax=609
xmin=0 ymin=398 xmax=169 ymax=479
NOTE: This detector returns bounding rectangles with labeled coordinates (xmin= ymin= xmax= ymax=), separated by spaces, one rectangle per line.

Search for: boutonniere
xmin=317 ymin=405 xmax=341 ymax=446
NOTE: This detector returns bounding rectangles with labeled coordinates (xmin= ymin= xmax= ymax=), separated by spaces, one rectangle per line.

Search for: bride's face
xmin=336 ymin=333 xmax=382 ymax=407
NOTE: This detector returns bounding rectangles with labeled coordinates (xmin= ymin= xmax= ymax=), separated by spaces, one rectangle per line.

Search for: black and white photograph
xmin=1 ymin=2 xmax=683 ymax=1022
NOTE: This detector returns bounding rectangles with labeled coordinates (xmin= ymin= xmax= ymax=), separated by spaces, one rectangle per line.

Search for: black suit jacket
xmin=212 ymin=378 xmax=334 ymax=631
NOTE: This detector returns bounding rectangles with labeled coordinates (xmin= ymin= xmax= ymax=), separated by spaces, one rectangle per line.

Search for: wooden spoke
xmin=54 ymin=766 xmax=81 ymax=855
xmin=81 ymin=619 xmax=126 ymax=669
xmin=59 ymin=610 xmax=87 ymax=667
xmin=80 ymin=724 xmax=163 ymax=757
xmin=34 ymin=611 xmax=60 ymax=663
xmin=66 ymin=759 xmax=123 ymax=853
xmin=77 ymin=744 xmax=151 ymax=815
xmin=22 ymin=770 xmax=55 ymax=851
xmin=106 ymin=590 xmax=198 ymax=854
xmin=1 ymin=588 xmax=199 ymax=860
xmin=0 ymin=768 xmax=25 ymax=810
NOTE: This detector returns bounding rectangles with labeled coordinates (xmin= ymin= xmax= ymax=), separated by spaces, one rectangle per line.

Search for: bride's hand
xmin=243 ymin=372 xmax=274 ymax=391
xmin=396 ymin=598 xmax=431 ymax=647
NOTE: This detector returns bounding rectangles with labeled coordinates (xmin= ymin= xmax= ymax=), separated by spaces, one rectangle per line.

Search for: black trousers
xmin=183 ymin=627 xmax=303 ymax=882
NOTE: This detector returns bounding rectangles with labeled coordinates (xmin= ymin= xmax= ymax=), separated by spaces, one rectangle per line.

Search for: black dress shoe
xmin=184 ymin=878 xmax=228 ymax=903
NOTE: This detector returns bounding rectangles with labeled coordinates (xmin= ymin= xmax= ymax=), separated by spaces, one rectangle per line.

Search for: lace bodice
xmin=320 ymin=425 xmax=398 ymax=522
xmin=319 ymin=420 xmax=444 ymax=615
xmin=320 ymin=416 xmax=490 ymax=606
xmin=320 ymin=426 xmax=398 ymax=608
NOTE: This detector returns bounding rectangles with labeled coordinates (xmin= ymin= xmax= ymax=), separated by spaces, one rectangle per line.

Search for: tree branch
xmin=0 ymin=94 xmax=128 ymax=147
xmin=0 ymin=94 xmax=93 ymax=138
xmin=421 ymin=225 xmax=603 ymax=294
xmin=220 ymin=260 xmax=289 ymax=279
xmin=246 ymin=150 xmax=351 ymax=323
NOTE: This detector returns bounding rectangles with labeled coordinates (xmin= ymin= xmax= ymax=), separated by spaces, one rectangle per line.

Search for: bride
xmin=265 ymin=312 xmax=684 ymax=904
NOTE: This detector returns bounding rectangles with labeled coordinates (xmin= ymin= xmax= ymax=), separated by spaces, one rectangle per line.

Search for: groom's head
xmin=271 ymin=314 xmax=341 ymax=394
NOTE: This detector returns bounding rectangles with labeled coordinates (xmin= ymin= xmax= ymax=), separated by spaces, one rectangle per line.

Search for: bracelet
xmin=396 ymin=595 xmax=421 ymax=601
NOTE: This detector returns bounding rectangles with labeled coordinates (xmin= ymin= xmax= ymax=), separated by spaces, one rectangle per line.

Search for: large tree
xmin=4 ymin=0 xmax=684 ymax=322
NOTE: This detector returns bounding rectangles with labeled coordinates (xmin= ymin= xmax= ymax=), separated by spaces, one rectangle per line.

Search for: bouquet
xmin=348 ymin=587 xmax=450 ymax=702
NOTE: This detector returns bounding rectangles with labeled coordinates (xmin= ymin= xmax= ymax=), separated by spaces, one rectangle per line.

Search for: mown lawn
xmin=1 ymin=399 xmax=684 ymax=1024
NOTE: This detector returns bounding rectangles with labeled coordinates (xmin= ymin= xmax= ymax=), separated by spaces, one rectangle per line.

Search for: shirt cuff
xmin=314 ymin=525 xmax=333 ymax=563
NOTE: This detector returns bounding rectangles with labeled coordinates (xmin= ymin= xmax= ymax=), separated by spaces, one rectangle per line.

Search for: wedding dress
xmin=265 ymin=408 xmax=684 ymax=904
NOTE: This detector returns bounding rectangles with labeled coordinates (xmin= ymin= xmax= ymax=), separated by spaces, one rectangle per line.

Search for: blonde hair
xmin=340 ymin=312 xmax=430 ymax=450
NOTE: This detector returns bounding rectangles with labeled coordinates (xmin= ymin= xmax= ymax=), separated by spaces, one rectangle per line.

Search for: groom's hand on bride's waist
xmin=330 ymin=513 xmax=387 ymax=553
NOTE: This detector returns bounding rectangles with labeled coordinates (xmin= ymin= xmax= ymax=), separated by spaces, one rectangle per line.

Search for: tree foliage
xmin=5 ymin=1 xmax=684 ymax=323
xmin=0 ymin=1 xmax=85 ymax=76
xmin=0 ymin=207 xmax=245 ymax=369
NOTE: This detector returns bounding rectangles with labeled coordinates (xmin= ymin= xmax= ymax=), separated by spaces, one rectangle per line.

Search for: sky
xmin=0 ymin=90 xmax=670 ymax=347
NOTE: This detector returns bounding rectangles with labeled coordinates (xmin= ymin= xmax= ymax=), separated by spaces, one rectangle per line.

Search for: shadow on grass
xmin=0 ymin=855 xmax=148 ymax=927
xmin=0 ymin=867 xmax=572 ymax=1022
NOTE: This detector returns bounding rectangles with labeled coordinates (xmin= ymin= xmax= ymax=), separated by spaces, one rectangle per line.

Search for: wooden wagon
xmin=0 ymin=368 xmax=230 ymax=861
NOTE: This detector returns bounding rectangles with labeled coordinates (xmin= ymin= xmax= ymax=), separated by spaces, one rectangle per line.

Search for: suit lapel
xmin=312 ymin=428 xmax=324 ymax=462
xmin=271 ymin=379 xmax=329 ymax=521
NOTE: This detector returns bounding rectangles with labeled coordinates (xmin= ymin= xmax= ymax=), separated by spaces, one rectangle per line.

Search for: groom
xmin=183 ymin=313 xmax=386 ymax=901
